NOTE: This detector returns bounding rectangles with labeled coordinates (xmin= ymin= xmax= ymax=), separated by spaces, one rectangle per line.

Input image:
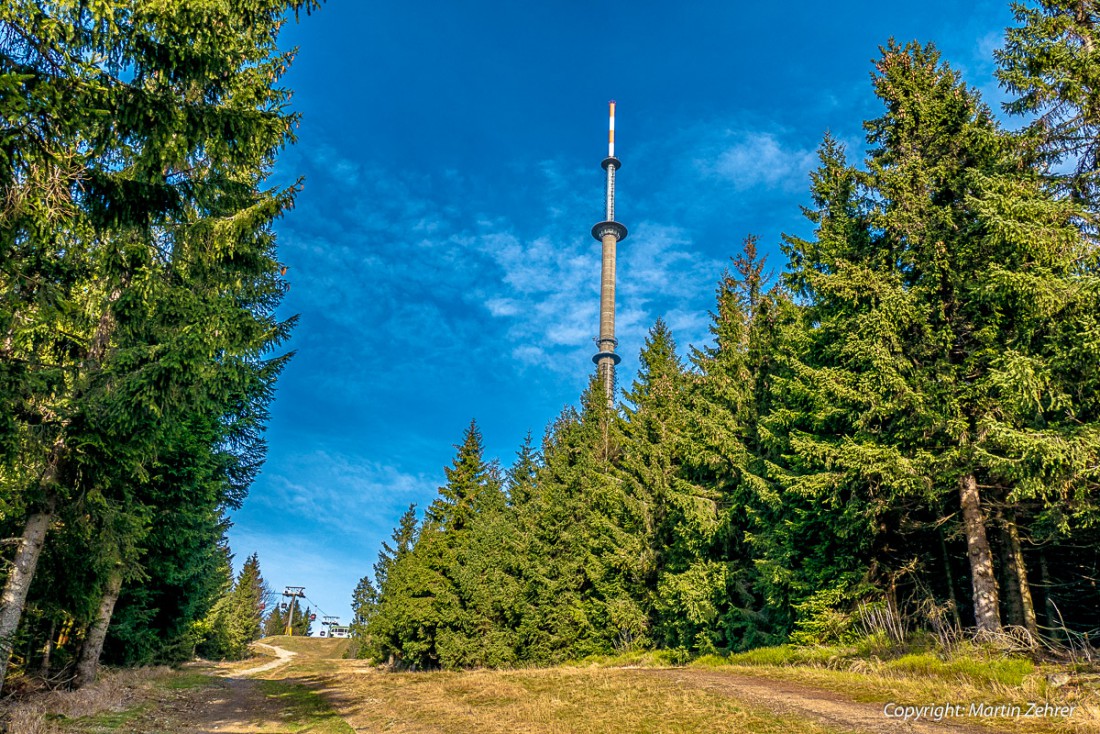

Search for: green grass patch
xmin=886 ymin=652 xmax=1034 ymax=686
xmin=696 ymin=644 xmax=849 ymax=669
xmin=256 ymin=679 xmax=354 ymax=733
xmin=684 ymin=639 xmax=1090 ymax=732
xmin=696 ymin=639 xmax=1037 ymax=687
xmin=259 ymin=635 xmax=352 ymax=660
xmin=68 ymin=704 xmax=149 ymax=731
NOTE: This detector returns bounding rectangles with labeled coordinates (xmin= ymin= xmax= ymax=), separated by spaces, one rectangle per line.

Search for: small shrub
xmin=789 ymin=587 xmax=858 ymax=646
xmin=723 ymin=645 xmax=804 ymax=667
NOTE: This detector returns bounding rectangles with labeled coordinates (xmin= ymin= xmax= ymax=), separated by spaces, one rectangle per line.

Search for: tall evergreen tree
xmin=352 ymin=504 xmax=418 ymax=659
xmin=295 ymin=606 xmax=313 ymax=637
xmin=427 ymin=420 xmax=497 ymax=532
xmin=997 ymin=0 xmax=1100 ymax=210
xmin=505 ymin=432 xmax=541 ymax=507
xmin=620 ymin=319 xmax=717 ymax=651
xmin=365 ymin=422 xmax=514 ymax=669
xmin=0 ymin=0 xmax=314 ymax=687
xmin=775 ymin=41 xmax=1099 ymax=638
xmin=687 ymin=238 xmax=794 ymax=645
xmin=519 ymin=383 xmax=649 ymax=662
xmin=263 ymin=601 xmax=286 ymax=638
xmin=196 ymin=553 xmax=268 ymax=661
xmin=424 ymin=424 xmax=522 ymax=668
xmin=764 ymin=133 xmax=906 ymax=639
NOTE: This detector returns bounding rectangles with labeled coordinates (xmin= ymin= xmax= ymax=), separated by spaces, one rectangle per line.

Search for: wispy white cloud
xmin=281 ymin=123 xmax=827 ymax=390
xmin=704 ymin=131 xmax=817 ymax=192
xmin=251 ymin=450 xmax=435 ymax=537
xmin=470 ymin=214 xmax=719 ymax=372
xmin=282 ymin=127 xmax=824 ymax=388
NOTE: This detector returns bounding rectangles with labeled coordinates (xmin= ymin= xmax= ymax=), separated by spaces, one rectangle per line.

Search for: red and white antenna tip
xmin=608 ymin=101 xmax=616 ymax=158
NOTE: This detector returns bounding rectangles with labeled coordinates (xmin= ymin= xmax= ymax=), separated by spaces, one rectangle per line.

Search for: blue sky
xmin=228 ymin=0 xmax=1018 ymax=627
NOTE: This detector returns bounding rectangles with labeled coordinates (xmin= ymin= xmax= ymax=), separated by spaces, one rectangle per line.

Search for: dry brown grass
xmin=258 ymin=634 xmax=351 ymax=660
xmin=16 ymin=637 xmax=1094 ymax=734
xmin=270 ymin=635 xmax=1095 ymax=734
xmin=701 ymin=662 xmax=1099 ymax=734
xmin=308 ymin=665 xmax=854 ymax=734
xmin=0 ymin=666 xmax=173 ymax=734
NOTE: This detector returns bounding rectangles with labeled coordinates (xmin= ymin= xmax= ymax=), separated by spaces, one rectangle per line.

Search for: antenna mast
xmin=591 ymin=101 xmax=628 ymax=405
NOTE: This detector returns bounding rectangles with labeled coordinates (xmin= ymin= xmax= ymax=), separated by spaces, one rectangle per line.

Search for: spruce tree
xmin=764 ymin=134 xmax=902 ymax=639
xmin=428 ymin=423 xmax=520 ymax=668
xmin=295 ymin=606 xmax=313 ymax=637
xmin=263 ymin=604 xmax=286 ymax=639
xmin=427 ymin=420 xmax=497 ymax=532
xmin=505 ymin=432 xmax=541 ymax=507
xmin=197 ymin=553 xmax=268 ymax=660
xmin=774 ymin=40 xmax=1098 ymax=638
xmin=687 ymin=238 xmax=792 ymax=646
xmin=367 ymin=526 xmax=457 ymax=668
xmin=0 ymin=0 xmax=314 ymax=687
xmin=997 ymin=0 xmax=1100 ymax=210
xmin=364 ymin=422 xmax=511 ymax=669
xmin=620 ymin=319 xmax=721 ymax=652
xmin=353 ymin=504 xmax=418 ymax=659
xmin=519 ymin=383 xmax=648 ymax=662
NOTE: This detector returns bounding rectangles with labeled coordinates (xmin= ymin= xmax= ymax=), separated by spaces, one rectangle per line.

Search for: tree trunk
xmin=0 ymin=507 xmax=54 ymax=691
xmin=1077 ymin=1 xmax=1094 ymax=55
xmin=1002 ymin=510 xmax=1038 ymax=637
xmin=0 ymin=281 xmax=125 ymax=692
xmin=996 ymin=511 xmax=1025 ymax=628
xmin=1039 ymin=550 xmax=1061 ymax=641
xmin=74 ymin=568 xmax=123 ymax=689
xmin=938 ymin=526 xmax=963 ymax=628
xmin=959 ymin=474 xmax=1001 ymax=634
xmin=40 ymin=619 xmax=56 ymax=677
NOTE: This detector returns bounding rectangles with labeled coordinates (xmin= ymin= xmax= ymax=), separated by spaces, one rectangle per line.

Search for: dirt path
xmin=167 ymin=641 xmax=338 ymax=733
xmin=643 ymin=668 xmax=1011 ymax=734
xmin=153 ymin=677 xmax=285 ymax=734
xmin=235 ymin=641 xmax=297 ymax=677
xmin=54 ymin=641 xmax=347 ymax=734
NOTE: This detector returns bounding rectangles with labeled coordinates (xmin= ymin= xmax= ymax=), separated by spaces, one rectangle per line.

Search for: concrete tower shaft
xmin=591 ymin=101 xmax=627 ymax=404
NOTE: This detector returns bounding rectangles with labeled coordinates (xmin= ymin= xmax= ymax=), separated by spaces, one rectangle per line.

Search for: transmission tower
xmin=591 ymin=101 xmax=627 ymax=407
